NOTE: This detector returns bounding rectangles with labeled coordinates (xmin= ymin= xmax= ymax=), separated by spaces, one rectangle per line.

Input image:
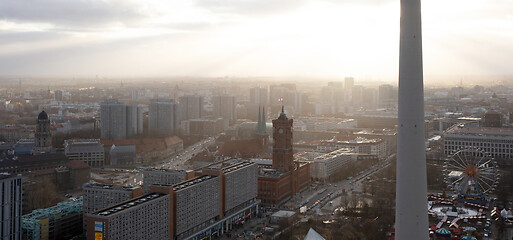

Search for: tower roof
xmin=278 ymin=105 xmax=288 ymax=120
xmin=38 ymin=110 xmax=49 ymax=120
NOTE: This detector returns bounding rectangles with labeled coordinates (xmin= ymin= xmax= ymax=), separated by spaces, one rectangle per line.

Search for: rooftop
xmin=142 ymin=168 xmax=187 ymax=173
xmin=446 ymin=124 xmax=513 ymax=136
xmin=172 ymin=175 xmax=216 ymax=192
xmin=93 ymin=193 xmax=166 ymax=217
xmin=83 ymin=182 xmax=140 ymax=191
xmin=258 ymin=166 xmax=286 ymax=178
xmin=222 ymin=161 xmax=254 ymax=174
xmin=314 ymin=148 xmax=354 ymax=161
xmin=0 ymin=172 xmax=20 ymax=180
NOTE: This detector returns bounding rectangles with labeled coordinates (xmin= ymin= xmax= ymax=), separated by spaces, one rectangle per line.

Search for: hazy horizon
xmin=1 ymin=0 xmax=512 ymax=81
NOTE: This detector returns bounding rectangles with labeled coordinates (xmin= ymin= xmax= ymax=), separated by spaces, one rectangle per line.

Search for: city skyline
xmin=1 ymin=0 xmax=512 ymax=80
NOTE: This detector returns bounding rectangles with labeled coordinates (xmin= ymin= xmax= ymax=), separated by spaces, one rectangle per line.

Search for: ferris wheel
xmin=443 ymin=147 xmax=500 ymax=199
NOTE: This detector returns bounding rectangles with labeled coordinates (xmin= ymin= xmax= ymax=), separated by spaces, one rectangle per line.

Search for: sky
xmin=0 ymin=0 xmax=512 ymax=81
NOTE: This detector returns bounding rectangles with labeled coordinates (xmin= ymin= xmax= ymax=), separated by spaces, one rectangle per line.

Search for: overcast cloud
xmin=0 ymin=0 xmax=512 ymax=80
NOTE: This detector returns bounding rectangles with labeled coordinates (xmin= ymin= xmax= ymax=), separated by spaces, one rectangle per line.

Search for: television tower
xmin=395 ymin=0 xmax=429 ymax=238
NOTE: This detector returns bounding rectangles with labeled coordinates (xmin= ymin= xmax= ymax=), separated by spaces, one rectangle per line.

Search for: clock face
xmin=279 ymin=128 xmax=284 ymax=134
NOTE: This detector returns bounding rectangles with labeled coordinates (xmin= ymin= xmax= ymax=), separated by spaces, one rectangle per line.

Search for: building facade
xmin=179 ymin=95 xmax=203 ymax=122
xmin=87 ymin=160 xmax=259 ymax=240
xmin=310 ymin=148 xmax=354 ymax=180
xmin=86 ymin=193 xmax=171 ymax=240
xmin=212 ymin=95 xmax=236 ymax=126
xmin=22 ymin=198 xmax=82 ymax=240
xmin=0 ymin=173 xmax=22 ymax=240
xmin=100 ymin=99 xmax=142 ymax=140
xmin=142 ymin=169 xmax=188 ymax=193
xmin=108 ymin=145 xmax=136 ymax=166
xmin=64 ymin=139 xmax=105 ymax=167
xmin=444 ymin=124 xmax=513 ymax=166
xmin=272 ymin=108 xmax=294 ymax=172
xmin=149 ymin=99 xmax=179 ymax=137
xmin=257 ymin=107 xmax=311 ymax=206
xmin=82 ymin=183 xmax=143 ymax=215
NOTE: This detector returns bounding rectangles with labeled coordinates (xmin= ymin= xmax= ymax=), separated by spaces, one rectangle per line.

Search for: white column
xmin=395 ymin=0 xmax=429 ymax=239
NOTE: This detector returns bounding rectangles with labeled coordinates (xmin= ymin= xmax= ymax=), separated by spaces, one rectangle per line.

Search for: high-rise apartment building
xmin=179 ymin=95 xmax=203 ymax=122
xmin=212 ymin=95 xmax=236 ymax=125
xmin=149 ymin=99 xmax=179 ymax=137
xmin=82 ymin=183 xmax=143 ymax=235
xmin=87 ymin=161 xmax=259 ymax=240
xmin=100 ymin=99 xmax=143 ymax=140
xmin=64 ymin=139 xmax=105 ymax=167
xmin=171 ymin=175 xmax=221 ymax=239
xmin=86 ymin=193 xmax=171 ymax=240
xmin=100 ymin=99 xmax=126 ymax=140
xmin=0 ymin=173 xmax=22 ymax=240
xmin=126 ymin=104 xmax=143 ymax=136
xmin=82 ymin=183 xmax=143 ymax=215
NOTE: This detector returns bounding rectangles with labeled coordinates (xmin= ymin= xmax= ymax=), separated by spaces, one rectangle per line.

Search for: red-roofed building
xmin=257 ymin=108 xmax=311 ymax=206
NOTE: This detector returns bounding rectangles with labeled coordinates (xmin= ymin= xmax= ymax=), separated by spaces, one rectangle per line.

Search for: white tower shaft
xmin=395 ymin=0 xmax=429 ymax=239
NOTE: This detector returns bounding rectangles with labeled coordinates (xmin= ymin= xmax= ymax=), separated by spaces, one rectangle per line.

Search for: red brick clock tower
xmin=272 ymin=106 xmax=294 ymax=172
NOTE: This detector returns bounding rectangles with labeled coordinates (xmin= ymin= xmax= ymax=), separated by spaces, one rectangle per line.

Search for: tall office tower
xmin=178 ymin=95 xmax=203 ymax=122
xmin=395 ymin=0 xmax=428 ymax=238
xmin=249 ymin=87 xmax=268 ymax=106
xmin=54 ymin=90 xmax=63 ymax=101
xmin=212 ymin=95 xmax=236 ymax=125
xmin=344 ymin=77 xmax=354 ymax=90
xmin=0 ymin=173 xmax=22 ymax=240
xmin=149 ymin=99 xmax=179 ymax=137
xmin=272 ymin=107 xmax=294 ymax=172
xmin=100 ymin=99 xmax=142 ymax=140
xmin=33 ymin=110 xmax=52 ymax=153
xmin=100 ymin=99 xmax=127 ymax=140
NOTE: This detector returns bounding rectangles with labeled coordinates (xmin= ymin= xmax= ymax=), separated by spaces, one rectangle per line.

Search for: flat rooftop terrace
xmin=93 ymin=192 xmax=167 ymax=217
